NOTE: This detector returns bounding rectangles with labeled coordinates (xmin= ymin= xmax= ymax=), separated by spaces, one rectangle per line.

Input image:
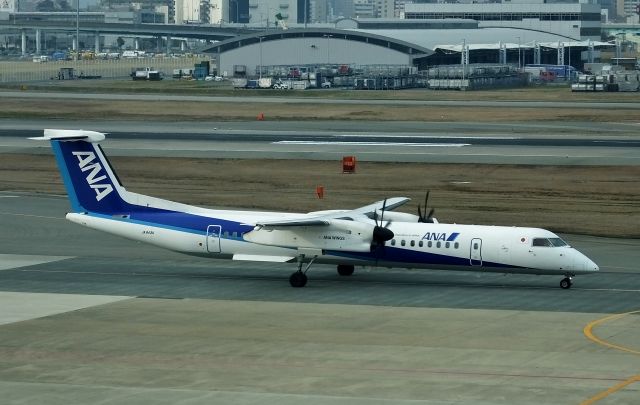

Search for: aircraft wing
xmin=254 ymin=197 xmax=410 ymax=228
xmin=245 ymin=198 xmax=409 ymax=252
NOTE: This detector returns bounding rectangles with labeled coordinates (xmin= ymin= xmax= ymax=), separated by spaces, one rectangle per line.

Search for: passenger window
xmin=428 ymin=241 xmax=432 ymax=248
xmin=401 ymin=240 xmax=406 ymax=246
xmin=436 ymin=241 xmax=441 ymax=248
xmin=410 ymin=240 xmax=415 ymax=247
xmin=391 ymin=239 xmax=396 ymax=246
xmin=232 ymin=232 xmax=237 ymax=238
xmin=445 ymin=242 xmax=450 ymax=248
xmin=419 ymin=241 xmax=423 ymax=247
xmin=473 ymin=243 xmax=478 ymax=250
xmin=223 ymin=231 xmax=229 ymax=237
xmin=454 ymin=242 xmax=459 ymax=249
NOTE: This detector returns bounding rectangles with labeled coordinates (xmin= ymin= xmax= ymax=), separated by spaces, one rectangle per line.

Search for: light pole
xmin=517 ymin=36 xmax=521 ymax=69
xmin=323 ymin=34 xmax=332 ymax=64
xmin=259 ymin=36 xmax=264 ymax=79
xmin=76 ymin=0 xmax=79 ymax=62
xmin=461 ymin=38 xmax=465 ymax=82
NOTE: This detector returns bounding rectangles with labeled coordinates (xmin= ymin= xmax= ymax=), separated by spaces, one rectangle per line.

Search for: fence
xmin=0 ymin=56 xmax=212 ymax=83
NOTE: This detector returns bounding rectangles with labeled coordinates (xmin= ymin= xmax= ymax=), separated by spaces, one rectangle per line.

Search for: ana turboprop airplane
xmin=33 ymin=129 xmax=599 ymax=289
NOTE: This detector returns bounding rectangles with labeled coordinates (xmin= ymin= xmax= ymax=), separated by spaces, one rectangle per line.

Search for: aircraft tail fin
xmin=32 ymin=129 xmax=132 ymax=214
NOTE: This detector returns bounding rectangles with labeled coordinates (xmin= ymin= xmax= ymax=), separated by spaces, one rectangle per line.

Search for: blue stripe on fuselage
xmin=326 ymin=246 xmax=514 ymax=269
xmin=87 ymin=208 xmax=254 ymax=237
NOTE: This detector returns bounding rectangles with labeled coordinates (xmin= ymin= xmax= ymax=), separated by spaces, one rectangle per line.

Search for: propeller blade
xmin=427 ymin=207 xmax=435 ymax=222
xmin=418 ymin=191 xmax=433 ymax=223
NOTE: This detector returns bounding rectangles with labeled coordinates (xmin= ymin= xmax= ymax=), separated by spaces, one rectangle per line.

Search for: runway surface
xmin=2 ymin=119 xmax=639 ymax=165
xmin=1 ymin=193 xmax=639 ymax=404
xmin=2 ymin=90 xmax=640 ymax=110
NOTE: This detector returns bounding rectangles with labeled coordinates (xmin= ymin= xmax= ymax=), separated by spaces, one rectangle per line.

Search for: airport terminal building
xmin=402 ymin=0 xmax=602 ymax=40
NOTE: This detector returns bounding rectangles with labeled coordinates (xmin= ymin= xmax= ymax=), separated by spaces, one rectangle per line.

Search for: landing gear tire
xmin=289 ymin=271 xmax=308 ymax=288
xmin=560 ymin=277 xmax=573 ymax=289
xmin=337 ymin=264 xmax=355 ymax=276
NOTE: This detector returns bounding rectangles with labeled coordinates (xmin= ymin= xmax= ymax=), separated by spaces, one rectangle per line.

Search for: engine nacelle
xmin=373 ymin=210 xmax=420 ymax=222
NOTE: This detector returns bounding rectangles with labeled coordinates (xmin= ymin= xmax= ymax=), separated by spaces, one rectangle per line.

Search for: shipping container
xmin=232 ymin=78 xmax=248 ymax=88
xmin=258 ymin=77 xmax=273 ymax=88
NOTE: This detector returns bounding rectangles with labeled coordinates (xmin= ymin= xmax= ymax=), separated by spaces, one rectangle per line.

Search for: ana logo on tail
xmin=72 ymin=151 xmax=114 ymax=201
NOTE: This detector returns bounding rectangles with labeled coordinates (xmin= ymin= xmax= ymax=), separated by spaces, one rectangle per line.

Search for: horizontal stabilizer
xmin=29 ymin=129 xmax=106 ymax=143
xmin=232 ymin=254 xmax=296 ymax=263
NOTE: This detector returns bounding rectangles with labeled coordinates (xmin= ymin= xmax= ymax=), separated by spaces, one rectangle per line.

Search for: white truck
xmin=131 ymin=67 xmax=162 ymax=81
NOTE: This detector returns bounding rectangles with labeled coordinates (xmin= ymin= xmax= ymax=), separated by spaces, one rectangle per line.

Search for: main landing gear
xmin=289 ymin=259 xmax=356 ymax=287
xmin=560 ymin=276 xmax=573 ymax=290
xmin=289 ymin=255 xmax=318 ymax=288
xmin=337 ymin=264 xmax=355 ymax=276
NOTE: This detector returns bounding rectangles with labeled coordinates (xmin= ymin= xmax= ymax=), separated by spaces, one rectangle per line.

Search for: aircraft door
xmin=206 ymin=225 xmax=222 ymax=253
xmin=470 ymin=238 xmax=482 ymax=266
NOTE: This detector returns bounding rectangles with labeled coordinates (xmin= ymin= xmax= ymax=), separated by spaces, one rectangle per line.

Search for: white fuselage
xmin=66 ymin=206 xmax=599 ymax=277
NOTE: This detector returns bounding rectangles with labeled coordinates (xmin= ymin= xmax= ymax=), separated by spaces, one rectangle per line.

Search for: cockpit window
xmin=532 ymin=238 xmax=553 ymax=247
xmin=549 ymin=238 xmax=568 ymax=247
xmin=532 ymin=237 xmax=568 ymax=247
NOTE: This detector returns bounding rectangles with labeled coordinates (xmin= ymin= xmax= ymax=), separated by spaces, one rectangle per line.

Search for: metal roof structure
xmin=203 ymin=28 xmax=434 ymax=59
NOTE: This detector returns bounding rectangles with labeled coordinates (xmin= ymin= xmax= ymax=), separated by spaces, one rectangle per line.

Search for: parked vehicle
xmin=131 ymin=67 xmax=162 ymax=81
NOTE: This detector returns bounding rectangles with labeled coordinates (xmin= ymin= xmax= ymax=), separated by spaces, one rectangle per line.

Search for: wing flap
xmin=232 ymin=254 xmax=296 ymax=262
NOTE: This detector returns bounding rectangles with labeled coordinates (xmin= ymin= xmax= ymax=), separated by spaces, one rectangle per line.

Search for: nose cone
xmin=575 ymin=250 xmax=599 ymax=273
xmin=585 ymin=257 xmax=599 ymax=272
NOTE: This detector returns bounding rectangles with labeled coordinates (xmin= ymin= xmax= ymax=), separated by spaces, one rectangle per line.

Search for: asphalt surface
xmin=2 ymin=120 xmax=639 ymax=165
xmin=1 ymin=193 xmax=639 ymax=313
xmin=1 ymin=195 xmax=639 ymax=404
xmin=1 ymin=110 xmax=639 ymax=403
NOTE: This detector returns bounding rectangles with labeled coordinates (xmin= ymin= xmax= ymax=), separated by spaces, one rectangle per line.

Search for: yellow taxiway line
xmin=580 ymin=310 xmax=640 ymax=405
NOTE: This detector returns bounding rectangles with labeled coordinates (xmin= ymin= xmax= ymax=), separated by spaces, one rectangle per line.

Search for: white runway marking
xmin=273 ymin=141 xmax=471 ymax=147
xmin=333 ymin=134 xmax=520 ymax=140
xmin=0 ymin=195 xmax=19 ymax=198
xmin=0 ymin=292 xmax=130 ymax=325
xmin=0 ymin=211 xmax=63 ymax=220
xmin=0 ymin=254 xmax=73 ymax=271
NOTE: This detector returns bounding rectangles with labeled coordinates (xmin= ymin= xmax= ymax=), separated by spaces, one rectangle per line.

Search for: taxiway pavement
xmin=1 ymin=120 xmax=639 ymax=165
xmin=0 ymin=193 xmax=639 ymax=404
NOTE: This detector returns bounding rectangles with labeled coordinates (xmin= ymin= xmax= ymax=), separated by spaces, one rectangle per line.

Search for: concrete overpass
xmin=0 ymin=16 xmax=254 ymax=55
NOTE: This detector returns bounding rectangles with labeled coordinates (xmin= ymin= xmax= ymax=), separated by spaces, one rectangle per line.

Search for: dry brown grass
xmin=2 ymin=154 xmax=638 ymax=238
